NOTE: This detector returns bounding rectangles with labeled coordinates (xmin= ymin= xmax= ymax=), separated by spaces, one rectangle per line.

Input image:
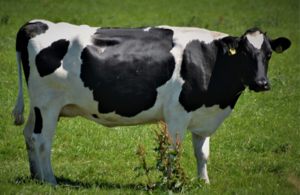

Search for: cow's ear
xmin=220 ymin=36 xmax=239 ymax=56
xmin=270 ymin=37 xmax=291 ymax=54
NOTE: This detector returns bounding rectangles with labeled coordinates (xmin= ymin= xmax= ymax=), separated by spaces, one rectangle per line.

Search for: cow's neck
xmin=206 ymin=42 xmax=246 ymax=109
xmin=179 ymin=39 xmax=246 ymax=112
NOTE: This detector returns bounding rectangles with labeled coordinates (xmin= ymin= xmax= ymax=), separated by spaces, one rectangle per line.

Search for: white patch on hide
xmin=188 ymin=105 xmax=232 ymax=137
xmin=246 ymin=31 xmax=264 ymax=49
xmin=143 ymin=27 xmax=151 ymax=32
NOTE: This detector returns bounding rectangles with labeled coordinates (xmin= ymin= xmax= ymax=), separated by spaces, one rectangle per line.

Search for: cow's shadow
xmin=14 ymin=175 xmax=141 ymax=190
xmin=55 ymin=176 xmax=139 ymax=189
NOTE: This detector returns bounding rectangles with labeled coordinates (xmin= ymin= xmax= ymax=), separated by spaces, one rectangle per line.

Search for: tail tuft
xmin=12 ymin=93 xmax=25 ymax=126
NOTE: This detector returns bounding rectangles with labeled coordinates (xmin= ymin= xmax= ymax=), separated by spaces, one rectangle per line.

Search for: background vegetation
xmin=0 ymin=0 xmax=299 ymax=194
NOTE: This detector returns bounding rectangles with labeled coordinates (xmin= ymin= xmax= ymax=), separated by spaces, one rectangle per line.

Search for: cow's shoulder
xmin=173 ymin=27 xmax=238 ymax=112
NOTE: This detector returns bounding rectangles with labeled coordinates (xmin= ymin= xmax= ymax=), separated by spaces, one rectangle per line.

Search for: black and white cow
xmin=12 ymin=20 xmax=291 ymax=186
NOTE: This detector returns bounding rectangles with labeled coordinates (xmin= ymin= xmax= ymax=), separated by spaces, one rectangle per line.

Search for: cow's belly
xmin=59 ymin=103 xmax=164 ymax=127
xmin=188 ymin=105 xmax=232 ymax=137
xmin=42 ymin=58 xmax=169 ymax=127
xmin=58 ymin=80 xmax=168 ymax=127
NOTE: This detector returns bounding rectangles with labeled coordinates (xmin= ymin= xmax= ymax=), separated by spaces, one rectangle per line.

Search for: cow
xmin=12 ymin=20 xmax=291 ymax=186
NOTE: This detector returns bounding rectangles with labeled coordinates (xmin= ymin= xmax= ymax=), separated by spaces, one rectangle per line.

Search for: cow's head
xmin=221 ymin=28 xmax=291 ymax=92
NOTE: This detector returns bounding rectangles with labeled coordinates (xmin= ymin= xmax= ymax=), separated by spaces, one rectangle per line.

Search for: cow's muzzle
xmin=249 ymin=79 xmax=271 ymax=92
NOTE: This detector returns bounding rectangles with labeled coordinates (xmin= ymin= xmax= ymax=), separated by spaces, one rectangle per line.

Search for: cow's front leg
xmin=30 ymin=106 xmax=59 ymax=186
xmin=192 ymin=133 xmax=210 ymax=184
xmin=166 ymin=121 xmax=188 ymax=145
xmin=164 ymin=113 xmax=189 ymax=170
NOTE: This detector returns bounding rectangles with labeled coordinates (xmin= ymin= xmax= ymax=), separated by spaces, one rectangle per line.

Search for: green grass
xmin=0 ymin=0 xmax=299 ymax=194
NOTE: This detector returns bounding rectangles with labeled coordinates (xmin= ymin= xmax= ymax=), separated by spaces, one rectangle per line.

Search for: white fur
xmin=246 ymin=31 xmax=264 ymax=49
xmin=143 ymin=27 xmax=151 ymax=32
xmin=189 ymin=105 xmax=232 ymax=137
xmin=192 ymin=134 xmax=210 ymax=183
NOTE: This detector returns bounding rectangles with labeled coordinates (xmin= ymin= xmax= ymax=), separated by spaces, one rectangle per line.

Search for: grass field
xmin=0 ymin=0 xmax=299 ymax=194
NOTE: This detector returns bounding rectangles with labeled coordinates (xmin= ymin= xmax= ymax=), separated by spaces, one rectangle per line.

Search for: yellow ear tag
xmin=276 ymin=45 xmax=283 ymax=53
xmin=229 ymin=47 xmax=236 ymax=56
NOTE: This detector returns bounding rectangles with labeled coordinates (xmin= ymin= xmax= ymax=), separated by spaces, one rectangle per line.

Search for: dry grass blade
xmin=288 ymin=173 xmax=300 ymax=193
xmin=136 ymin=140 xmax=153 ymax=189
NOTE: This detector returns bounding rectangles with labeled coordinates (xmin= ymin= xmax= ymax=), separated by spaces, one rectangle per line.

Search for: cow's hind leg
xmin=29 ymin=105 xmax=59 ymax=186
xmin=23 ymin=109 xmax=42 ymax=179
xmin=192 ymin=133 xmax=210 ymax=184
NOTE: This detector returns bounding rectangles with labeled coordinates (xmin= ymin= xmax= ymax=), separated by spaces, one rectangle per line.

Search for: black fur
xmin=80 ymin=28 xmax=175 ymax=117
xmin=35 ymin=39 xmax=69 ymax=77
xmin=34 ymin=107 xmax=43 ymax=134
xmin=92 ymin=114 xmax=99 ymax=119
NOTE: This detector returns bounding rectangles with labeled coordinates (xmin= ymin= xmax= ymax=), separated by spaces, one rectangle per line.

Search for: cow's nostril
xmin=257 ymin=80 xmax=264 ymax=86
xmin=263 ymin=80 xmax=268 ymax=88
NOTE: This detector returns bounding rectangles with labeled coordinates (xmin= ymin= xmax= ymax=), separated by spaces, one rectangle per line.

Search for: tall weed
xmin=135 ymin=121 xmax=205 ymax=193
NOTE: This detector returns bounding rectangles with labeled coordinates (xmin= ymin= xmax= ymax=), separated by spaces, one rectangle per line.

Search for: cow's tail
xmin=12 ymin=51 xmax=25 ymax=126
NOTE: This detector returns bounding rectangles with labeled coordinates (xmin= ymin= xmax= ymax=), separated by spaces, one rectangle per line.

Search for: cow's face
xmin=222 ymin=28 xmax=291 ymax=92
